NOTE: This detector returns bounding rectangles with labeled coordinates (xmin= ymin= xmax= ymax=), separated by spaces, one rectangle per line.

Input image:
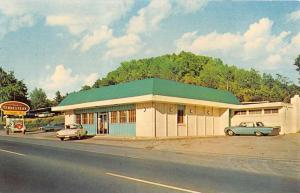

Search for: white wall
xmin=65 ymin=110 xmax=76 ymax=126
xmin=136 ymin=103 xmax=155 ymax=136
xmin=231 ymin=107 xmax=291 ymax=134
xmin=290 ymin=95 xmax=300 ymax=133
xmin=146 ymin=103 xmax=228 ymax=137
xmin=187 ymin=105 xmax=197 ymax=136
xmin=215 ymin=108 xmax=229 ymax=135
xmin=166 ymin=104 xmax=177 ymax=136
xmin=196 ymin=106 xmax=206 ymax=136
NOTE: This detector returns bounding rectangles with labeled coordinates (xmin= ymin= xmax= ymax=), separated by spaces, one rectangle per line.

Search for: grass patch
xmin=25 ymin=115 xmax=64 ymax=131
xmin=0 ymin=115 xmax=64 ymax=131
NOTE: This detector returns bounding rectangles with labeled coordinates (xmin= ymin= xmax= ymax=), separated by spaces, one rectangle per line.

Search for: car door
xmin=233 ymin=122 xmax=246 ymax=134
xmin=245 ymin=122 xmax=256 ymax=134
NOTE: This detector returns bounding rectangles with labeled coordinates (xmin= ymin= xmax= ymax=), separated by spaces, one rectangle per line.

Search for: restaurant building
xmin=52 ymin=78 xmax=300 ymax=137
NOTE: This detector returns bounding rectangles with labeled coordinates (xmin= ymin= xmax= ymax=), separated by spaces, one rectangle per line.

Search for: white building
xmin=52 ymin=78 xmax=300 ymax=137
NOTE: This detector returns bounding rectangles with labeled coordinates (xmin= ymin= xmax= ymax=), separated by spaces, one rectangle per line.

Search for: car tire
xmin=227 ymin=130 xmax=235 ymax=136
xmin=255 ymin=131 xmax=262 ymax=136
xmin=60 ymin=137 xmax=64 ymax=141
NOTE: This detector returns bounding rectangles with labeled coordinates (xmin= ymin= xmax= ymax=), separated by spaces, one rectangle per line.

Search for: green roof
xmin=59 ymin=78 xmax=240 ymax=106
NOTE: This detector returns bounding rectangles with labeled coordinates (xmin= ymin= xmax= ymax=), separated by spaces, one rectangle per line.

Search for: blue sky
xmin=0 ymin=0 xmax=299 ymax=98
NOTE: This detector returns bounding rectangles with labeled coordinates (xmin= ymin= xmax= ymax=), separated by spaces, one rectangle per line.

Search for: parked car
xmin=56 ymin=124 xmax=87 ymax=141
xmin=40 ymin=123 xmax=64 ymax=132
xmin=225 ymin=122 xmax=280 ymax=136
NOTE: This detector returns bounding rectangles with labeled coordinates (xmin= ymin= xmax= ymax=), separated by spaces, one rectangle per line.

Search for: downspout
xmin=229 ymin=109 xmax=232 ymax=127
xmin=153 ymin=102 xmax=156 ymax=138
xmin=155 ymin=103 xmax=157 ymax=138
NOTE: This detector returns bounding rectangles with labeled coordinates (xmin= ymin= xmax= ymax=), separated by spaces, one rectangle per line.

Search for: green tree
xmin=92 ymin=51 xmax=300 ymax=102
xmin=0 ymin=67 xmax=29 ymax=103
xmin=30 ymin=88 xmax=50 ymax=109
xmin=80 ymin=85 xmax=91 ymax=91
xmin=53 ymin=91 xmax=64 ymax=106
xmin=294 ymin=55 xmax=300 ymax=83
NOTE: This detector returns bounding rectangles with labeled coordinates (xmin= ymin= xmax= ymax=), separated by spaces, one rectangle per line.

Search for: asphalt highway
xmin=0 ymin=137 xmax=298 ymax=193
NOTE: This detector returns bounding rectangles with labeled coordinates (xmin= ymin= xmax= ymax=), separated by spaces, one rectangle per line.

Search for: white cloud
xmin=0 ymin=14 xmax=35 ymax=38
xmin=126 ymin=0 xmax=208 ymax=35
xmin=46 ymin=14 xmax=89 ymax=35
xmin=45 ymin=65 xmax=51 ymax=70
xmin=174 ymin=0 xmax=207 ymax=13
xmin=105 ymin=34 xmax=142 ymax=59
xmin=127 ymin=0 xmax=172 ymax=34
xmin=176 ymin=18 xmax=300 ymax=70
xmin=44 ymin=65 xmax=79 ymax=91
xmin=84 ymin=73 xmax=98 ymax=86
xmin=287 ymin=10 xmax=300 ymax=22
xmin=74 ymin=26 xmax=113 ymax=52
xmin=119 ymin=0 xmax=207 ymax=59
xmin=0 ymin=0 xmax=30 ymax=16
xmin=0 ymin=0 xmax=134 ymax=38
xmin=42 ymin=64 xmax=99 ymax=97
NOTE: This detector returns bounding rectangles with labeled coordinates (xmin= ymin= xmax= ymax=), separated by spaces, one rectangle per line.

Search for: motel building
xmin=52 ymin=78 xmax=300 ymax=137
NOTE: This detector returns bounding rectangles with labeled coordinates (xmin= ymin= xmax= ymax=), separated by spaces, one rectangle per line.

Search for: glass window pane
xmin=119 ymin=110 xmax=127 ymax=123
xmin=110 ymin=111 xmax=118 ymax=123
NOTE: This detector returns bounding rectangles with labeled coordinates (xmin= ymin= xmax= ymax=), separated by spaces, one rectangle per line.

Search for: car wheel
xmin=227 ymin=130 xmax=235 ymax=136
xmin=60 ymin=137 xmax=64 ymax=141
xmin=255 ymin=131 xmax=262 ymax=136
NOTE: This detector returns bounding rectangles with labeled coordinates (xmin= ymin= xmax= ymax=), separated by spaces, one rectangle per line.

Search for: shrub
xmin=25 ymin=115 xmax=64 ymax=131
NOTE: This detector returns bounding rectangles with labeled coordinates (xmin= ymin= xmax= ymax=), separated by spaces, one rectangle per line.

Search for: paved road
xmin=0 ymin=137 xmax=298 ymax=193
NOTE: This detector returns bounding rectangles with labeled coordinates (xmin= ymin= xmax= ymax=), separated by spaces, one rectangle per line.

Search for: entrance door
xmin=98 ymin=113 xmax=109 ymax=134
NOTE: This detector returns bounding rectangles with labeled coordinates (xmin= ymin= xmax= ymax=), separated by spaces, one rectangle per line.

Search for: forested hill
xmin=93 ymin=51 xmax=300 ymax=102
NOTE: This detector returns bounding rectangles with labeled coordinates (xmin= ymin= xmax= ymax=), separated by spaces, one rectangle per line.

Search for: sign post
xmin=0 ymin=101 xmax=30 ymax=135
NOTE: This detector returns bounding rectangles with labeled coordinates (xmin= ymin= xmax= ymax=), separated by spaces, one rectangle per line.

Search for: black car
xmin=40 ymin=123 xmax=65 ymax=132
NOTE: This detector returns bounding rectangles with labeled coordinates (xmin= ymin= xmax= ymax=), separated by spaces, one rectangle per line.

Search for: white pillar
xmin=290 ymin=95 xmax=300 ymax=133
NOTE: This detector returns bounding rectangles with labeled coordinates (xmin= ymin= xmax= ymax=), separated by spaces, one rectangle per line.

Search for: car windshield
xmin=239 ymin=122 xmax=247 ymax=127
xmin=256 ymin=122 xmax=264 ymax=127
xmin=66 ymin=124 xmax=81 ymax=129
xmin=239 ymin=122 xmax=254 ymax=127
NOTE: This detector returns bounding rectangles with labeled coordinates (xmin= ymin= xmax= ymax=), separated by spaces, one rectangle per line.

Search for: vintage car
xmin=224 ymin=122 xmax=280 ymax=136
xmin=56 ymin=124 xmax=87 ymax=141
xmin=40 ymin=123 xmax=64 ymax=132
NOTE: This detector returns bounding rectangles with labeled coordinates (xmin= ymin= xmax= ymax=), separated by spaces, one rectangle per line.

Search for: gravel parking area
xmin=80 ymin=134 xmax=300 ymax=161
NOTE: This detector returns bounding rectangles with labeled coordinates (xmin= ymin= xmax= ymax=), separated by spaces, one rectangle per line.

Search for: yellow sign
xmin=2 ymin=110 xmax=26 ymax=116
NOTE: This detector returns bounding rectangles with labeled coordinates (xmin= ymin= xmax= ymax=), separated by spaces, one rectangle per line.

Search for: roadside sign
xmin=0 ymin=101 xmax=30 ymax=116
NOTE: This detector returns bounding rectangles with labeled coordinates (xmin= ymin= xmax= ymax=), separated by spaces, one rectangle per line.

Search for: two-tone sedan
xmin=56 ymin=124 xmax=87 ymax=141
xmin=225 ymin=122 xmax=280 ymax=136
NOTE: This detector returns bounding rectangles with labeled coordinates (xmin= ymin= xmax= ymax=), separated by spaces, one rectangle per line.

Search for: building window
xmin=177 ymin=106 xmax=185 ymax=124
xmin=88 ymin=113 xmax=94 ymax=124
xmin=119 ymin=110 xmax=127 ymax=123
xmin=76 ymin=114 xmax=81 ymax=124
xmin=249 ymin=109 xmax=262 ymax=115
xmin=264 ymin=109 xmax=279 ymax=114
xmin=234 ymin=110 xmax=247 ymax=115
xmin=110 ymin=111 xmax=118 ymax=124
xmin=128 ymin=109 xmax=136 ymax=123
xmin=82 ymin=113 xmax=88 ymax=124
